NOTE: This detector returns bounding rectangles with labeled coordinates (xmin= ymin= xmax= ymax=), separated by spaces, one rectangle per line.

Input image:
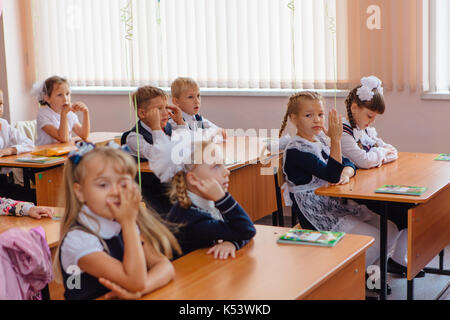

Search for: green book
xmin=277 ymin=229 xmax=345 ymax=247
xmin=375 ymin=184 xmax=427 ymax=196
xmin=434 ymin=153 xmax=450 ymax=161
xmin=16 ymin=156 xmax=64 ymax=164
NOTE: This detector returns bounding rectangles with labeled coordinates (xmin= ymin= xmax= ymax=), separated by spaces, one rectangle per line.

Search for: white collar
xmin=182 ymin=111 xmax=197 ymax=121
xmin=187 ymin=190 xmax=223 ymax=221
xmin=78 ymin=205 xmax=122 ymax=239
xmin=139 ymin=120 xmax=153 ymax=133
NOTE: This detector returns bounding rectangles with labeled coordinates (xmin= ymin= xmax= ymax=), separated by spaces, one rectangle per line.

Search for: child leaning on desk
xmin=149 ymin=137 xmax=256 ymax=260
xmin=35 ymin=76 xmax=90 ymax=146
xmin=0 ymin=196 xmax=53 ymax=219
xmin=0 ymin=89 xmax=35 ymax=199
xmin=54 ymin=143 xmax=181 ymax=300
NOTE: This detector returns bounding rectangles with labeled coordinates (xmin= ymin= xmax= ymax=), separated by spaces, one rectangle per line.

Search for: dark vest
xmin=120 ymin=120 xmax=173 ymax=216
xmin=60 ymin=224 xmax=124 ymax=300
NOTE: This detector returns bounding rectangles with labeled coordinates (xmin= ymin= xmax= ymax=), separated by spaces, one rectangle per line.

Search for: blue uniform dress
xmin=281 ymin=132 xmax=376 ymax=232
xmin=166 ymin=192 xmax=256 ymax=258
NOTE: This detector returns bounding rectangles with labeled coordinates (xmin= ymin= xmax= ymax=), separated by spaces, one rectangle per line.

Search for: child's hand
xmin=71 ymin=102 xmax=89 ymax=113
xmin=190 ymin=178 xmax=225 ymax=202
xmin=107 ymin=181 xmax=141 ymax=225
xmin=207 ymin=241 xmax=236 ymax=259
xmin=61 ymin=103 xmax=72 ymax=115
xmin=325 ymin=109 xmax=343 ymax=142
xmin=329 ymin=167 xmax=353 ymax=186
xmin=166 ymin=105 xmax=185 ymax=125
xmin=28 ymin=206 xmax=54 ymax=219
xmin=99 ymin=277 xmax=143 ymax=300
xmin=148 ymin=108 xmax=162 ymax=131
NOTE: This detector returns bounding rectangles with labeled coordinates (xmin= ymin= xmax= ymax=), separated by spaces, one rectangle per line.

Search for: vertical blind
xmin=31 ymin=0 xmax=338 ymax=90
xmin=425 ymin=0 xmax=450 ymax=92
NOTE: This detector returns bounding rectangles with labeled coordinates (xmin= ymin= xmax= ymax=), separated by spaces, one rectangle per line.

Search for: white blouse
xmin=0 ymin=118 xmax=34 ymax=154
xmin=36 ymin=106 xmax=80 ymax=146
xmin=60 ymin=206 xmax=128 ymax=273
xmin=341 ymin=119 xmax=398 ymax=169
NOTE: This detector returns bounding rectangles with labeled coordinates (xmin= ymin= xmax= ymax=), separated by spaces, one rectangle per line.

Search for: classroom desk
xmin=0 ymin=132 xmax=121 ymax=207
xmin=139 ymin=136 xmax=279 ymax=222
xmin=140 ymin=225 xmax=374 ymax=300
xmin=315 ymin=152 xmax=450 ymax=300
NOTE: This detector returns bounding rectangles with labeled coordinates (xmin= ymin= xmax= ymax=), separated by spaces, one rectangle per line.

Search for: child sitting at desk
xmin=36 ymin=76 xmax=90 ymax=146
xmin=121 ymin=86 xmax=187 ymax=216
xmin=0 ymin=89 xmax=35 ymax=200
xmin=149 ymin=139 xmax=256 ymax=259
xmin=170 ymin=77 xmax=227 ymax=140
xmin=279 ymin=91 xmax=406 ymax=293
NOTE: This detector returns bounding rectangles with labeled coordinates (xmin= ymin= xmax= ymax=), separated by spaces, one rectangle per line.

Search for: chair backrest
xmin=15 ymin=120 xmax=37 ymax=143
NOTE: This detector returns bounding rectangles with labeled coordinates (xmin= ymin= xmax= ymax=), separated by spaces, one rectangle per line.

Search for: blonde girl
xmin=150 ymin=139 xmax=256 ymax=259
xmin=54 ymin=144 xmax=180 ymax=300
xmin=36 ymin=76 xmax=90 ymax=146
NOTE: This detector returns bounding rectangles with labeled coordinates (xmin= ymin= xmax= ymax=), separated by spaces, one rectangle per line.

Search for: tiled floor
xmin=254 ymin=210 xmax=450 ymax=300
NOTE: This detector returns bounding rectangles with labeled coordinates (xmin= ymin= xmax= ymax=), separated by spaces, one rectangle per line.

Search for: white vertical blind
xmin=31 ymin=0 xmax=338 ymax=90
xmin=427 ymin=0 xmax=450 ymax=92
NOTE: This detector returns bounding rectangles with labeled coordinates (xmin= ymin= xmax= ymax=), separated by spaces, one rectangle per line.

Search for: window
xmin=424 ymin=0 xmax=450 ymax=93
xmin=31 ymin=0 xmax=339 ymax=90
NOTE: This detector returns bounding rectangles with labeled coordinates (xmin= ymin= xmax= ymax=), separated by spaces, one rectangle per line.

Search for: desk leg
xmin=379 ymin=202 xmax=388 ymax=300
xmin=407 ymin=279 xmax=414 ymax=300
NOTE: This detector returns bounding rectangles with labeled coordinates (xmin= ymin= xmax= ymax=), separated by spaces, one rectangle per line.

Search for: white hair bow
xmin=356 ymin=76 xmax=383 ymax=101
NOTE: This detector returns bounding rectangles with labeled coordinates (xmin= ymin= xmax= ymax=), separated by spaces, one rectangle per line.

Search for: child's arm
xmin=0 ymin=147 xmax=17 ymax=157
xmin=98 ymin=237 xmax=175 ymax=299
xmin=77 ymin=183 xmax=148 ymax=293
xmin=0 ymin=197 xmax=53 ymax=218
xmin=41 ymin=104 xmax=71 ymax=143
xmin=341 ymin=132 xmax=388 ymax=169
xmin=6 ymin=125 xmax=34 ymax=155
xmin=71 ymin=102 xmax=90 ymax=140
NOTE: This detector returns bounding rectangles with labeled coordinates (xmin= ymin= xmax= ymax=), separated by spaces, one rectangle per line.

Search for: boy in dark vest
xmin=121 ymin=86 xmax=187 ymax=217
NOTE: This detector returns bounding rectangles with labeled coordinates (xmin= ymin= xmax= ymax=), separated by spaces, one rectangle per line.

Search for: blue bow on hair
xmin=68 ymin=141 xmax=132 ymax=165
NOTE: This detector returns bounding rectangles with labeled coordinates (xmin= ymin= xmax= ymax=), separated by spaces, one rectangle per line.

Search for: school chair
xmin=272 ymin=157 xmax=298 ymax=227
xmin=14 ymin=120 xmax=37 ymax=188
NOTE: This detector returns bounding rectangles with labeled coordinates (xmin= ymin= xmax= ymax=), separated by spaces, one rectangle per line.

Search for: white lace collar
xmin=187 ymin=190 xmax=223 ymax=221
xmin=78 ymin=205 xmax=122 ymax=239
xmin=343 ymin=119 xmax=377 ymax=146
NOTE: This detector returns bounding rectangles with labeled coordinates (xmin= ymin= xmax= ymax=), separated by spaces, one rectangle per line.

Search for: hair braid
xmin=170 ymin=171 xmax=191 ymax=209
xmin=345 ymin=88 xmax=358 ymax=128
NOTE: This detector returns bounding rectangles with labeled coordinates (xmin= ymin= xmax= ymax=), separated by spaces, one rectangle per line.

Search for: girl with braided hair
xmin=279 ymin=91 xmax=408 ymax=293
xmin=149 ymin=139 xmax=255 ymax=260
xmin=342 ymin=76 xmax=398 ymax=169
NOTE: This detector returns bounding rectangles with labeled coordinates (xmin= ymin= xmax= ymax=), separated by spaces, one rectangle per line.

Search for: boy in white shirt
xmin=170 ymin=77 xmax=227 ymax=140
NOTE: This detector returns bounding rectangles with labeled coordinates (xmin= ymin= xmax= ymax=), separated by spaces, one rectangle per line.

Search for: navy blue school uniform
xmin=121 ymin=120 xmax=174 ymax=216
xmin=166 ymin=192 xmax=256 ymax=258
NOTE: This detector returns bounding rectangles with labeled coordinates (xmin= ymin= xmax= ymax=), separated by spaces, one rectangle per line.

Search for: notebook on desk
xmin=31 ymin=146 xmax=75 ymax=157
xmin=16 ymin=156 xmax=64 ymax=164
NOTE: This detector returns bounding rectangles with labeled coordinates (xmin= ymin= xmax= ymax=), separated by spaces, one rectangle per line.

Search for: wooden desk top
xmin=140 ymin=225 xmax=374 ymax=300
xmin=315 ymin=152 xmax=450 ymax=204
xmin=0 ymin=132 xmax=121 ymax=169
xmin=0 ymin=208 xmax=63 ymax=248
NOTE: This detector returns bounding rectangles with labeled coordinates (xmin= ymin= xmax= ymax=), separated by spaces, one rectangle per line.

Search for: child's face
xmin=188 ymin=145 xmax=230 ymax=192
xmin=173 ymin=87 xmax=201 ymax=116
xmin=290 ymin=100 xmax=325 ymax=141
xmin=350 ymin=103 xmax=379 ymax=129
xmin=73 ymin=155 xmax=134 ymax=220
xmin=0 ymin=91 xmax=4 ymax=118
xmin=44 ymin=83 xmax=71 ymax=113
xmin=139 ymin=96 xmax=169 ymax=129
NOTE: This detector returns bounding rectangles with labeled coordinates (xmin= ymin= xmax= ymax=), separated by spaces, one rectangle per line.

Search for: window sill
xmin=421 ymin=91 xmax=450 ymax=100
xmin=71 ymin=86 xmax=349 ymax=98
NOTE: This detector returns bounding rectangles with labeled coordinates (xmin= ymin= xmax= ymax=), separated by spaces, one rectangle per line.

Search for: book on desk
xmin=31 ymin=146 xmax=75 ymax=157
xmin=15 ymin=156 xmax=65 ymax=164
xmin=375 ymin=184 xmax=427 ymax=196
xmin=277 ymin=229 xmax=345 ymax=247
